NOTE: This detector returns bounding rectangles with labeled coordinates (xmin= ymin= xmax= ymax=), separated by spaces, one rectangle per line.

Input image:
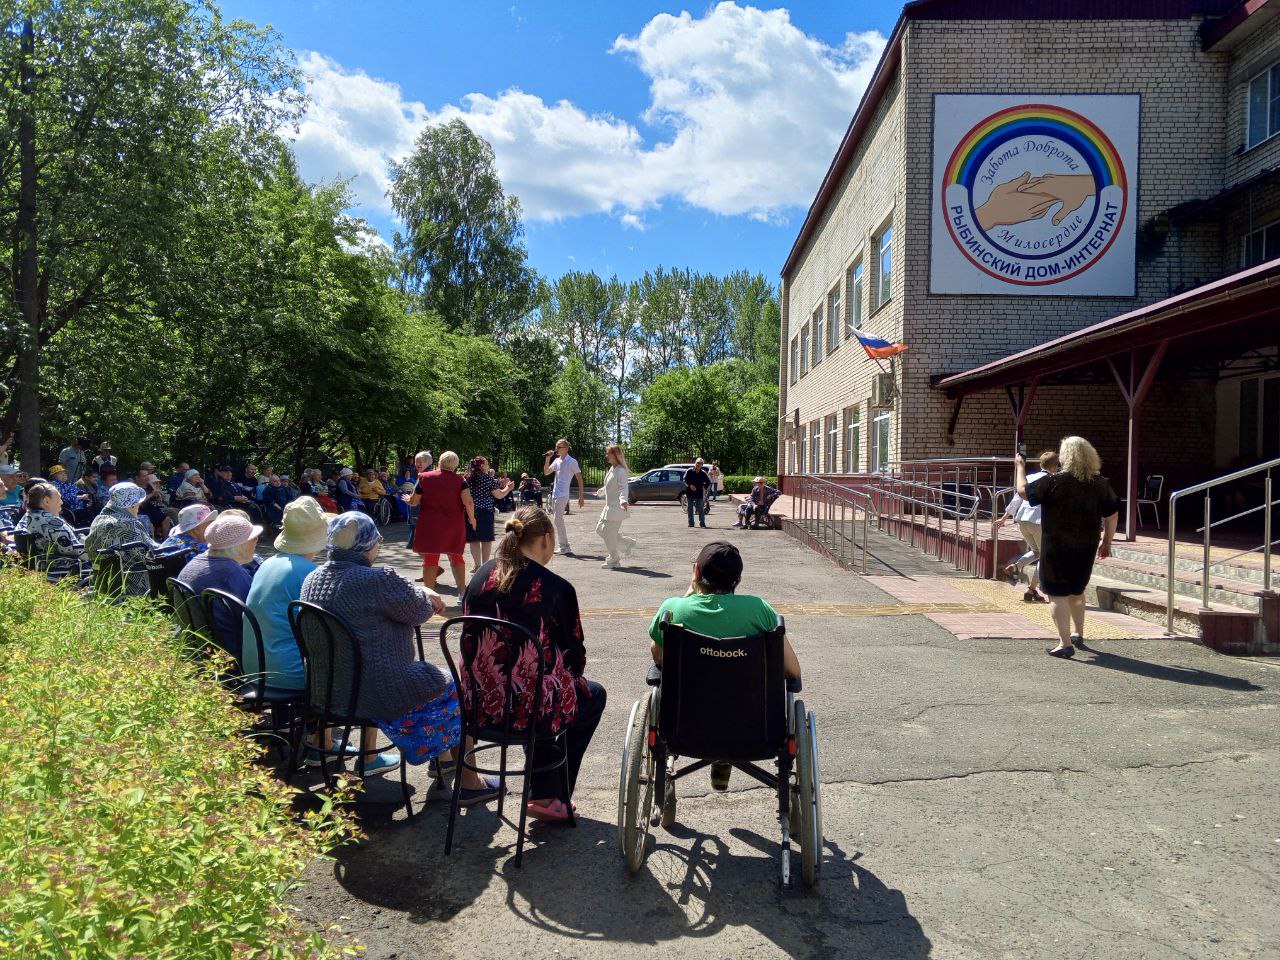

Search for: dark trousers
xmin=686 ymin=491 xmax=706 ymax=526
xmin=530 ymin=680 xmax=606 ymax=801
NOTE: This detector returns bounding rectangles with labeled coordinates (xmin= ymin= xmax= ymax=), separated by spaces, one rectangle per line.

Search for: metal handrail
xmin=863 ymin=474 xmax=985 ymax=576
xmin=789 ymin=475 xmax=877 ymax=573
xmin=1167 ymin=456 xmax=1278 ymax=634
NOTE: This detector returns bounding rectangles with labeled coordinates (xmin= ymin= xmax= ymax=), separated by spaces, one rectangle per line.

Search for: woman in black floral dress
xmin=461 ymin=506 xmax=606 ymax=823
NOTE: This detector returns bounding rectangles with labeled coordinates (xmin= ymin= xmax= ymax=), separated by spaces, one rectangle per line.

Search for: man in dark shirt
xmin=683 ymin=458 xmax=711 ymax=528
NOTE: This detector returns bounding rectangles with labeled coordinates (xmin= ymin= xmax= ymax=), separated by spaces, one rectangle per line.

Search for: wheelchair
xmin=617 ymin=612 xmax=822 ymax=888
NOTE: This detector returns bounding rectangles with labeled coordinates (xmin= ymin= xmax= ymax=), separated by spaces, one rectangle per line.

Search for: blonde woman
xmin=596 ymin=444 xmax=636 ymax=568
xmin=1015 ymin=436 xmax=1120 ymax=659
xmin=404 ymin=450 xmax=475 ymax=593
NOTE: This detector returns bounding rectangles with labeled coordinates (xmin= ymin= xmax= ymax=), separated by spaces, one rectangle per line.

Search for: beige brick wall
xmin=779 ymin=16 xmax=1274 ymax=482
xmin=1225 ymin=17 xmax=1280 ymax=187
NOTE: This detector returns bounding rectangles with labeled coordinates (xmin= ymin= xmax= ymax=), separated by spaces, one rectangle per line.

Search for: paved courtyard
xmin=294 ymin=499 xmax=1280 ymax=960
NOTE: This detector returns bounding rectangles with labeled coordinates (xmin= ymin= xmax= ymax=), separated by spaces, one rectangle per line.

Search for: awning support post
xmin=1107 ymin=340 xmax=1169 ymax=541
xmin=1005 ymin=377 xmax=1041 ymax=450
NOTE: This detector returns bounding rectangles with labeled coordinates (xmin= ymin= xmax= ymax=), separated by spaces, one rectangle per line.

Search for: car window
xmin=640 ymin=471 xmax=659 ymax=482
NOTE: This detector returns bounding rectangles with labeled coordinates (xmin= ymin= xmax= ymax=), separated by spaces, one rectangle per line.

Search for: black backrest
xmin=12 ymin=531 xmax=37 ymax=569
xmin=439 ymin=615 xmax=546 ymax=741
xmin=167 ymin=577 xmax=211 ymax=651
xmin=147 ymin=549 xmax=195 ymax=605
xmin=201 ymin=588 xmax=254 ymax=681
xmin=657 ymin=615 xmax=787 ymax=761
xmin=288 ymin=601 xmax=362 ymax=721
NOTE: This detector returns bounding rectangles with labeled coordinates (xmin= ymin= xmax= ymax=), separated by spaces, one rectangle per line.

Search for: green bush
xmin=722 ymin=474 xmax=778 ymax=494
xmin=0 ymin=569 xmax=360 ymax=960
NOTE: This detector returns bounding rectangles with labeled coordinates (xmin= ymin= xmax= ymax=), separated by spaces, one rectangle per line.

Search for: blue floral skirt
xmin=374 ymin=681 xmax=462 ymax=766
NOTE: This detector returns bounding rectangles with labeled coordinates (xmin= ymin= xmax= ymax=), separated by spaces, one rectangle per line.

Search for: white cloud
xmin=287 ymin=3 xmax=886 ymax=223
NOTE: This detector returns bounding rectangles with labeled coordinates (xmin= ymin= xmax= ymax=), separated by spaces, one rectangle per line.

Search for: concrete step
xmin=1092 ymin=555 xmax=1270 ymax=614
xmin=1087 ymin=575 xmax=1262 ymax=649
xmin=1108 ymin=542 xmax=1271 ymax=588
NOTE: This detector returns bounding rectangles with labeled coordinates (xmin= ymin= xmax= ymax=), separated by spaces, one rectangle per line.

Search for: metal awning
xmin=932 ymin=258 xmax=1280 ymax=398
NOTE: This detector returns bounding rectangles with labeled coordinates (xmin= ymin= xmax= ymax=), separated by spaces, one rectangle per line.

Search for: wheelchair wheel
xmin=617 ymin=692 xmax=655 ymax=873
xmin=793 ymin=698 xmax=822 ymax=888
xmin=375 ymin=498 xmax=392 ymax=526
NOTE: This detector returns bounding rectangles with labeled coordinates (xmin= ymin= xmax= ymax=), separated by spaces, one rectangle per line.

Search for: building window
xmin=843 ymin=406 xmax=861 ymax=473
xmin=800 ymin=324 xmax=810 ymax=377
xmin=1244 ymin=220 xmax=1280 ymax=267
xmin=789 ymin=336 xmax=799 ymax=385
xmin=874 ymin=224 xmax=893 ymax=308
xmin=846 ymin=260 xmax=863 ymax=335
xmin=827 ymin=286 xmax=841 ymax=352
xmin=1247 ymin=62 xmax=1280 ymax=149
xmin=872 ymin=410 xmax=892 ymax=473
xmin=825 ymin=415 xmax=838 ymax=473
xmin=812 ymin=306 xmax=824 ymax=367
xmin=796 ymin=433 xmax=806 ymax=475
xmin=809 ymin=421 xmax=821 ymax=474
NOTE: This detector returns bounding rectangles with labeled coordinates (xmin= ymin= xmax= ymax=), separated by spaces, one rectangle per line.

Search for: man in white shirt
xmin=996 ymin=449 xmax=1059 ymax=601
xmin=543 ymin=438 xmax=585 ymax=555
xmin=58 ymin=436 xmax=89 ymax=484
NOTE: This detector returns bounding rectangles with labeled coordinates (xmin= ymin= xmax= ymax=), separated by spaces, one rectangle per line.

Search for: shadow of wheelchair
xmin=497 ymin=816 xmax=933 ymax=958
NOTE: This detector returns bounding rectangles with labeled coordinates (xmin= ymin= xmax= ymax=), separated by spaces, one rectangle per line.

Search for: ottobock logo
xmin=700 ymin=646 xmax=747 ymax=658
xmin=942 ymin=104 xmax=1127 ymax=285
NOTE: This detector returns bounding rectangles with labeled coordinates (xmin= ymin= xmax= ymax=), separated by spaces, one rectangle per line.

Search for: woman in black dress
xmin=1016 ymin=436 xmax=1120 ymax=659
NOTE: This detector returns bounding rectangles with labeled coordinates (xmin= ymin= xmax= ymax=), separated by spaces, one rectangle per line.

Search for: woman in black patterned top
xmin=465 ymin=456 xmax=513 ymax=573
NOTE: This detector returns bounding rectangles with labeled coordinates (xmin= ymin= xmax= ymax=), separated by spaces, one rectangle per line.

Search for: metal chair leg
xmin=498 ymin=743 xmax=508 ymax=817
xmin=514 ymin=745 xmax=536 ymax=868
xmin=399 ymin=756 xmax=415 ymax=820
xmin=561 ymin=735 xmax=576 ymax=829
xmin=444 ymin=742 xmax=468 ymax=855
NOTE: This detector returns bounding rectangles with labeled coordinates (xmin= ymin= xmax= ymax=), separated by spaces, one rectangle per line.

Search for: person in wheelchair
xmin=84 ymin=482 xmax=164 ymax=596
xmin=733 ymin=476 xmax=781 ymax=529
xmin=648 ymin=541 xmax=801 ymax=791
xmin=18 ymin=483 xmax=88 ymax=576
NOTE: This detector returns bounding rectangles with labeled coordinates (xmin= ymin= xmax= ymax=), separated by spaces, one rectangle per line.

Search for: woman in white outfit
xmin=597 ymin=444 xmax=636 ymax=568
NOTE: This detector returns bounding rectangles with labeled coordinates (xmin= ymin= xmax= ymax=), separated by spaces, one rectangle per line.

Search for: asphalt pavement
xmin=293 ymin=497 xmax=1280 ymax=960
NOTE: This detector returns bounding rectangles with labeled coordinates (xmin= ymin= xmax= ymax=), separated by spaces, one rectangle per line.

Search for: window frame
xmin=874 ymin=223 xmax=894 ymax=310
xmin=1246 ymin=61 xmax=1280 ymax=150
xmin=789 ymin=335 xmax=800 ymax=385
xmin=809 ymin=420 xmax=821 ymax=474
xmin=825 ymin=415 xmax=838 ymax=473
xmin=871 ymin=410 xmax=892 ymax=473
xmin=846 ymin=259 xmax=864 ymax=336
xmin=800 ymin=323 xmax=810 ymax=378
xmin=843 ymin=406 xmax=862 ymax=474
xmin=826 ymin=285 xmax=841 ymax=353
xmin=1242 ymin=218 xmax=1280 ymax=268
xmin=812 ymin=305 xmax=824 ymax=367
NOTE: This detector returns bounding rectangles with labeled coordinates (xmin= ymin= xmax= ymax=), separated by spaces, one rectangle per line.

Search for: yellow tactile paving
xmin=570 ymin=601 xmax=1000 ymax=620
xmin=943 ymin=577 xmax=1169 ymax=640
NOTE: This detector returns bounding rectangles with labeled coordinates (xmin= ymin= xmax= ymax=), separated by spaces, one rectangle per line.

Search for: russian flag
xmin=854 ymin=332 xmax=909 ymax=360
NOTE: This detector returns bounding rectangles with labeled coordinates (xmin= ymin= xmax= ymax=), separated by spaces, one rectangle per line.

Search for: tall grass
xmin=0 ymin=568 xmax=361 ymax=959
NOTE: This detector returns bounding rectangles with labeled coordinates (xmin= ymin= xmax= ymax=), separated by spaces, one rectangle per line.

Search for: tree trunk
xmin=14 ymin=17 xmax=41 ymax=471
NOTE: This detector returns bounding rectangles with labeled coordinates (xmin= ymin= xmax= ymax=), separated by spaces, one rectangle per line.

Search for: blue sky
xmin=219 ymin=1 xmax=903 ymax=283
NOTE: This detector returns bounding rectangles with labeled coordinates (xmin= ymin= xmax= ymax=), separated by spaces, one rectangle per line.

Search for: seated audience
xmin=46 ymin=464 xmax=90 ymax=524
xmin=167 ymin=462 xmax=191 ymax=496
xmin=173 ymin=468 xmax=210 ymax=506
xmin=648 ymin=541 xmax=801 ymax=790
xmin=135 ymin=467 xmax=173 ymax=539
xmin=517 ymin=473 xmax=543 ymax=507
xmin=159 ymin=503 xmax=217 ymax=555
xmin=19 ymin=483 xmax=86 ymax=566
xmin=462 ymin=506 xmax=606 ymax=823
xmin=177 ymin=511 xmax=262 ymax=661
xmin=335 ymin=467 xmax=360 ymax=512
xmin=301 ymin=511 xmax=499 ymax=798
xmin=733 ymin=476 xmax=781 ymax=528
xmin=77 ymin=464 xmax=105 ymax=516
xmin=258 ymin=473 xmax=295 ymax=528
xmin=357 ymin=468 xmax=387 ymax=512
xmin=84 ymin=482 xmax=162 ymax=595
xmin=379 ymin=469 xmax=408 ymax=521
xmin=243 ymin=497 xmax=327 ymax=692
xmin=1 ymin=465 xmax=22 ymax=507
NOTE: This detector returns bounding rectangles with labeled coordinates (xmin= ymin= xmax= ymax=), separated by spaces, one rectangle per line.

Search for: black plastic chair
xmin=167 ymin=577 xmax=212 ymax=652
xmin=203 ymin=588 xmax=305 ymax=758
xmin=147 ymin=548 xmax=196 ymax=610
xmin=91 ymin=540 xmax=149 ymax=599
xmin=287 ymin=601 xmax=414 ymax=818
xmin=439 ymin=614 xmax=574 ymax=868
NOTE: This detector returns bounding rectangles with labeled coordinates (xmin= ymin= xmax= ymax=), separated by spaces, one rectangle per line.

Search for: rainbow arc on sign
xmin=944 ymin=103 xmax=1126 ymax=191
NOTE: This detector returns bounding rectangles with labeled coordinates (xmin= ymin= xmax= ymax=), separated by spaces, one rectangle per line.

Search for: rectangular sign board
xmin=930 ymin=94 xmax=1139 ymax=296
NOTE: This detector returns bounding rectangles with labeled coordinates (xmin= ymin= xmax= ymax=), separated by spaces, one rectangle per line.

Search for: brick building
xmin=778 ymin=0 xmax=1280 ymax=515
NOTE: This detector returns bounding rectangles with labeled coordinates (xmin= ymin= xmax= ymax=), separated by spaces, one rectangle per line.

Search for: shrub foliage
xmin=0 ymin=569 xmax=360 ymax=959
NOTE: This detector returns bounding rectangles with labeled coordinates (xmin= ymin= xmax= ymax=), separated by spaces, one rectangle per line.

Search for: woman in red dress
xmin=404 ymin=450 xmax=475 ymax=593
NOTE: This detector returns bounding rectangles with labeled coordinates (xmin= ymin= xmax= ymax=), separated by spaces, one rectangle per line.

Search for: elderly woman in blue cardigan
xmin=300 ymin=511 xmax=498 ymax=802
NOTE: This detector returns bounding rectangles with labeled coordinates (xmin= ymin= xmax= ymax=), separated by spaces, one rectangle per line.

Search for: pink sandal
xmin=525 ymin=798 xmax=576 ymax=823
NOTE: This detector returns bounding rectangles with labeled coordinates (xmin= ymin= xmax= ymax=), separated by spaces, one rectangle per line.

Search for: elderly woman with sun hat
xmin=84 ymin=481 xmax=163 ymax=595
xmin=177 ymin=512 xmax=263 ymax=661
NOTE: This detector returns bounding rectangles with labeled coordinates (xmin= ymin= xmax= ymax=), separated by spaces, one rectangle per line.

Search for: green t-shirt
xmin=648 ymin=592 xmax=780 ymax=647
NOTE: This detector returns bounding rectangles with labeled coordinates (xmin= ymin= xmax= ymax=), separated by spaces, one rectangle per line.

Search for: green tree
xmin=536 ymin=271 xmax=619 ymax=374
xmin=390 ymin=118 xmax=536 ymax=336
xmin=548 ymin=357 xmax=613 ymax=458
xmin=0 ymin=0 xmax=300 ymax=470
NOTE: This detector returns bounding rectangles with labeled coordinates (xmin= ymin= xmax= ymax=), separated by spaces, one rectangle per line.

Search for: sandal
xmin=525 ymin=798 xmax=576 ymax=823
xmin=1046 ymin=645 xmax=1075 ymax=659
xmin=1022 ymin=590 xmax=1039 ymax=603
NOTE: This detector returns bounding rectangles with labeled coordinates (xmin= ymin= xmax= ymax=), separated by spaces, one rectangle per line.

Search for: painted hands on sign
xmin=975 ymin=171 xmax=1097 ymax=231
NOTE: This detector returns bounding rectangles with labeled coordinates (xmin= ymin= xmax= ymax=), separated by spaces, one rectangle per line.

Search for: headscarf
xmin=107 ymin=482 xmax=147 ymax=511
xmin=184 ymin=468 xmax=200 ymax=480
xmin=326 ymin=510 xmax=381 ymax=564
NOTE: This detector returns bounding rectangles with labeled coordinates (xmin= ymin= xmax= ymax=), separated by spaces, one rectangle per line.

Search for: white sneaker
xmin=602 ymin=559 xmax=619 ymax=569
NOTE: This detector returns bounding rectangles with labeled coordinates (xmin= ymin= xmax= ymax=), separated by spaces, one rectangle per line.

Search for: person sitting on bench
xmin=647 ymin=541 xmax=801 ymax=790
xmin=733 ymin=476 xmax=780 ymax=528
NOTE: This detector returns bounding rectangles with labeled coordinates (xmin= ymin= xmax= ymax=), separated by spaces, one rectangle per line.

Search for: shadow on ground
xmin=327 ymin=801 xmax=932 ymax=958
